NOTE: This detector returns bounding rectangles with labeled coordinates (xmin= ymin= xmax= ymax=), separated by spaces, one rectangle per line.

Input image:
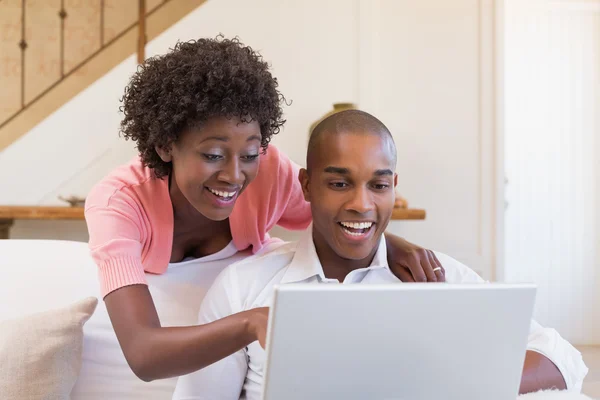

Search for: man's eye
xmin=373 ymin=184 xmax=389 ymax=190
xmin=330 ymin=182 xmax=348 ymax=188
xmin=203 ymin=154 xmax=223 ymax=161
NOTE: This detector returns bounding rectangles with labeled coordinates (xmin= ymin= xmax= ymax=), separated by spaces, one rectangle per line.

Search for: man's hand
xmin=384 ymin=233 xmax=445 ymax=282
xmin=248 ymin=307 xmax=269 ymax=349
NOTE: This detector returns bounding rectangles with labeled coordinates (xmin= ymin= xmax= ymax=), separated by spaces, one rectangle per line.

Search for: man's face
xmin=301 ymin=131 xmax=397 ymax=261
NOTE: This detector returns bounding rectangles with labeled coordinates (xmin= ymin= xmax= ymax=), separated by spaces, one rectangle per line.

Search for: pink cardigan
xmin=84 ymin=145 xmax=311 ymax=297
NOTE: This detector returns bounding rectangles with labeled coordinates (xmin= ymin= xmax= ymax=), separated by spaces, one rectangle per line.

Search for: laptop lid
xmin=262 ymin=283 xmax=536 ymax=400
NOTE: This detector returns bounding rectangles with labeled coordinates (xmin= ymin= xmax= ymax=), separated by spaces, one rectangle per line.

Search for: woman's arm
xmin=104 ymin=285 xmax=266 ymax=381
xmin=85 ymin=191 xmax=264 ymax=381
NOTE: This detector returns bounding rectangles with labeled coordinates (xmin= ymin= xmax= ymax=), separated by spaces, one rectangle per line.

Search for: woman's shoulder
xmin=250 ymin=144 xmax=299 ymax=192
xmin=85 ymin=156 xmax=168 ymax=211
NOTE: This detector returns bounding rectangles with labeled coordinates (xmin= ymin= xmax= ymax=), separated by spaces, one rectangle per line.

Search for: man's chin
xmin=333 ymin=243 xmax=376 ymax=261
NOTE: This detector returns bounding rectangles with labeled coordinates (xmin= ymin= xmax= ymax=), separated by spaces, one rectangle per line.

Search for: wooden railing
xmin=0 ymin=0 xmax=167 ymax=130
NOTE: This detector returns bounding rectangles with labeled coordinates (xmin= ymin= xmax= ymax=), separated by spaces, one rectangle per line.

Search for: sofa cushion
xmin=0 ymin=297 xmax=98 ymax=400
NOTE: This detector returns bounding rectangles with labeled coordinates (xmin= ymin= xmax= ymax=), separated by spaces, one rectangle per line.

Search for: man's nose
xmin=345 ymin=186 xmax=375 ymax=214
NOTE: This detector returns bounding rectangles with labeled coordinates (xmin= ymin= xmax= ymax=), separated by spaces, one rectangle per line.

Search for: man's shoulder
xmin=210 ymin=240 xmax=299 ymax=309
xmin=223 ymin=242 xmax=297 ymax=286
xmin=432 ymin=251 xmax=486 ymax=283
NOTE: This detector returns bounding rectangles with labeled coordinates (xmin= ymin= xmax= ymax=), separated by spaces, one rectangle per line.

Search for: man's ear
xmin=393 ymin=173 xmax=398 ymax=187
xmin=155 ymin=145 xmax=172 ymax=162
xmin=299 ymin=168 xmax=310 ymax=202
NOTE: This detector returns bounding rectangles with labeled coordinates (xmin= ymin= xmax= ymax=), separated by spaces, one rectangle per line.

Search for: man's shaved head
xmin=299 ymin=109 xmax=398 ymax=270
xmin=307 ymin=109 xmax=397 ymax=171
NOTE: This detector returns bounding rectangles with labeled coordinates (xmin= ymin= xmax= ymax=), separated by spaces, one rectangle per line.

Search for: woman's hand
xmin=248 ymin=307 xmax=269 ymax=349
xmin=384 ymin=233 xmax=445 ymax=282
xmin=104 ymin=285 xmax=270 ymax=381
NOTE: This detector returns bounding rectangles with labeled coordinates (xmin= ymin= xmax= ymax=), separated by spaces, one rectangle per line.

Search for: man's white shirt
xmin=172 ymin=226 xmax=588 ymax=400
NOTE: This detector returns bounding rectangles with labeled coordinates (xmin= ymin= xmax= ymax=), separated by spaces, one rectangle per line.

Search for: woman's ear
xmin=299 ymin=168 xmax=311 ymax=202
xmin=155 ymin=145 xmax=172 ymax=162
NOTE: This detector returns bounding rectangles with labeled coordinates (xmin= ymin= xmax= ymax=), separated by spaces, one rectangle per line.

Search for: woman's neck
xmin=169 ymin=174 xmax=218 ymax=230
xmin=168 ymin=175 xmax=232 ymax=261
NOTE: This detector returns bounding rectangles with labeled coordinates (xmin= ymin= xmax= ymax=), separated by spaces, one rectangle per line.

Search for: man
xmin=172 ymin=110 xmax=588 ymax=399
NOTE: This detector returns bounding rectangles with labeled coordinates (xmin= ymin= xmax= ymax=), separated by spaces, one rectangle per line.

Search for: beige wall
xmin=0 ymin=0 xmax=500 ymax=282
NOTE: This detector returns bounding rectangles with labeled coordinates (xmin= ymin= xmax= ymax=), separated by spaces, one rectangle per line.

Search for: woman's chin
xmin=192 ymin=202 xmax=235 ymax=221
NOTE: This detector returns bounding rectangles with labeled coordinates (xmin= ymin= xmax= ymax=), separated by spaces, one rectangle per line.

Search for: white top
xmin=167 ymin=240 xmax=239 ymax=266
xmin=172 ymin=228 xmax=589 ymax=400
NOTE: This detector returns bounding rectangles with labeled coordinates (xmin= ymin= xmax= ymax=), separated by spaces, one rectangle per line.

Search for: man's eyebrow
xmin=323 ymin=166 xmax=350 ymax=174
xmin=323 ymin=167 xmax=394 ymax=176
xmin=374 ymin=169 xmax=394 ymax=176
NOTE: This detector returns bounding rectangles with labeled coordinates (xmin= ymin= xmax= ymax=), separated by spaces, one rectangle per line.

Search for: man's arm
xmin=520 ymin=350 xmax=566 ymax=394
xmin=434 ymin=251 xmax=588 ymax=393
xmin=523 ymin=320 xmax=588 ymax=393
xmin=172 ymin=267 xmax=264 ymax=400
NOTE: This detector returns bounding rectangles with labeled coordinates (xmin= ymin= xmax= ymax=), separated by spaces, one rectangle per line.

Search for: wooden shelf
xmin=0 ymin=206 xmax=85 ymax=220
xmin=0 ymin=205 xmax=426 ymax=239
xmin=391 ymin=208 xmax=426 ymax=220
xmin=0 ymin=206 xmax=425 ymax=221
xmin=0 ymin=206 xmax=85 ymax=239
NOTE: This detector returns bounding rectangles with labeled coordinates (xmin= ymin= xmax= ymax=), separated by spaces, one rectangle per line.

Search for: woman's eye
xmin=242 ymin=154 xmax=260 ymax=161
xmin=203 ymin=154 xmax=223 ymax=161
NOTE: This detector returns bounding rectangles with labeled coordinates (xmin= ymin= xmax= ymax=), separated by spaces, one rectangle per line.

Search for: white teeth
xmin=340 ymin=221 xmax=373 ymax=229
xmin=344 ymin=229 xmax=365 ymax=236
xmin=208 ymin=188 xmax=236 ymax=198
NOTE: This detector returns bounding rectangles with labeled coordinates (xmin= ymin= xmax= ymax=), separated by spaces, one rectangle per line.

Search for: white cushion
xmin=0 ymin=239 xmax=251 ymax=400
xmin=0 ymin=240 xmax=100 ymax=318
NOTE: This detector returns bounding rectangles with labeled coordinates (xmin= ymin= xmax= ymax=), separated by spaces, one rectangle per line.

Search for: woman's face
xmin=160 ymin=116 xmax=262 ymax=221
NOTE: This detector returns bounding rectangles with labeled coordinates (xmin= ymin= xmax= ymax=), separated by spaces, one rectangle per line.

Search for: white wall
xmin=358 ymin=0 xmax=498 ymax=279
xmin=504 ymin=0 xmax=600 ymax=345
xmin=0 ymin=0 xmax=499 ymax=280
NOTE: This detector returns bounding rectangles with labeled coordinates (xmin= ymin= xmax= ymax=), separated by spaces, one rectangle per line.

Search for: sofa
xmin=0 ymin=239 xmax=593 ymax=399
xmin=0 ymin=239 xmax=253 ymax=399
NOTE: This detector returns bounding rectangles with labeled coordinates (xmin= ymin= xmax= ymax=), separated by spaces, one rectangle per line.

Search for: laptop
xmin=261 ymin=283 xmax=536 ymax=400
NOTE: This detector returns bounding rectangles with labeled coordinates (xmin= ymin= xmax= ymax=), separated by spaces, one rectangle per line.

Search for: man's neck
xmin=312 ymin=229 xmax=379 ymax=282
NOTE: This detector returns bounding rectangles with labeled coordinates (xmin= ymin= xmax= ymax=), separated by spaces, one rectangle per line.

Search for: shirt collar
xmin=280 ymin=224 xmax=389 ymax=284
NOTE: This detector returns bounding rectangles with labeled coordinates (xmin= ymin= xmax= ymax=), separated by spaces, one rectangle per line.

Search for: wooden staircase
xmin=0 ymin=0 xmax=206 ymax=151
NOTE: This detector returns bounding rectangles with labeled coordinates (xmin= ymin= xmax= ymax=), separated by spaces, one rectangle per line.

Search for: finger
xmin=421 ymin=251 xmax=438 ymax=282
xmin=408 ymin=253 xmax=427 ymax=282
xmin=395 ymin=266 xmax=415 ymax=283
xmin=429 ymin=251 xmax=446 ymax=282
xmin=260 ymin=335 xmax=267 ymax=350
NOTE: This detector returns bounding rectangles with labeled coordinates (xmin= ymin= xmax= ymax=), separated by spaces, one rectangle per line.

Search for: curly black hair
xmin=119 ymin=35 xmax=286 ymax=178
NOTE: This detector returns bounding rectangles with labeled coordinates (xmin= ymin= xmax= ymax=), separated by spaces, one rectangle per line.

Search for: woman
xmin=85 ymin=36 xmax=444 ymax=382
